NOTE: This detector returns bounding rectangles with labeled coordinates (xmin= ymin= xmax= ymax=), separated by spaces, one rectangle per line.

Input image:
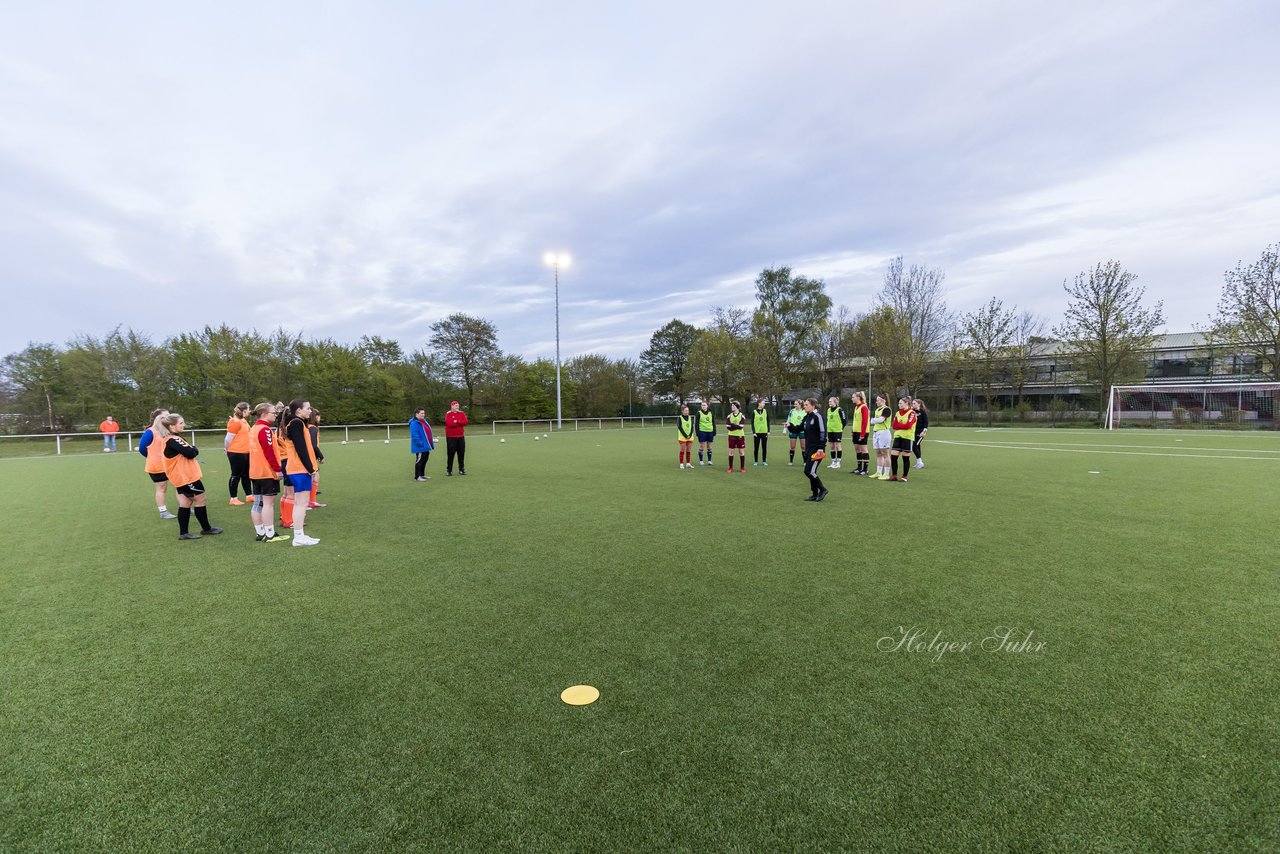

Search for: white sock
xmin=255 ymin=524 xmax=265 ymax=535
xmin=266 ymin=526 xmax=276 ymax=537
xmin=158 ymin=506 xmax=168 ymax=514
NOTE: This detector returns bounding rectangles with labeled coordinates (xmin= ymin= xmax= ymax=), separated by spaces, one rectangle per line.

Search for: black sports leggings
xmin=753 ymin=434 xmax=768 ymax=462
xmin=227 ymin=452 xmax=250 ymax=498
xmin=912 ymin=438 xmax=924 ymax=461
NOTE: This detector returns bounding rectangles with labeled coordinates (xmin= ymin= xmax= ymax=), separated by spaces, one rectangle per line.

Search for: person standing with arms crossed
xmin=725 ymin=401 xmax=747 ymax=473
xmin=890 ymin=397 xmax=918 ymax=482
xmin=445 ymin=401 xmax=468 ymax=476
xmin=248 ymin=402 xmax=289 ymax=542
xmin=676 ymin=405 xmax=695 ymax=469
xmin=157 ymin=413 xmax=223 ymax=540
xmin=99 ymin=415 xmax=119 ymax=452
xmin=410 ymin=407 xmax=435 ymax=481
xmin=696 ymin=400 xmax=716 ymax=467
xmin=870 ymin=394 xmax=893 ymax=479
xmin=800 ymin=398 xmax=828 ymax=502
xmin=825 ymin=396 xmax=847 ymax=469
xmin=850 ymin=391 xmax=871 ymax=476
xmin=751 ymin=398 xmax=770 ymax=466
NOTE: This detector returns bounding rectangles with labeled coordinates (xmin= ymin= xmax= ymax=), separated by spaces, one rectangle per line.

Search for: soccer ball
xmin=384 ymin=439 xmax=390 ymax=444
xmin=359 ymin=439 xmax=365 ymax=443
xmin=341 ymin=440 xmax=347 ymax=445
xmin=534 ymin=436 xmax=540 ymax=441
xmin=102 ymin=447 xmax=110 ymax=452
xmin=543 ymin=433 xmax=549 ymax=438
xmin=500 ymin=438 xmax=506 ymax=443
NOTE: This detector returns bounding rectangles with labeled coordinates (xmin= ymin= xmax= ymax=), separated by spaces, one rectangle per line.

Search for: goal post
xmin=1106 ymin=382 xmax=1280 ymax=430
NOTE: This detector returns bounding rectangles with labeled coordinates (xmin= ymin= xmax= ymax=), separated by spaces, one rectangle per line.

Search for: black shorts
xmin=175 ymin=479 xmax=206 ymax=498
xmin=826 ymin=432 xmax=843 ymax=443
xmin=892 ymin=437 xmax=913 ymax=453
xmin=853 ymin=433 xmax=869 ymax=445
xmin=250 ymin=477 xmax=280 ymax=497
xmin=148 ymin=472 xmax=168 ymax=483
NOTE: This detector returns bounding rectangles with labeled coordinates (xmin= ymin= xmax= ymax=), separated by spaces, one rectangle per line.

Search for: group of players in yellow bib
xmin=676 ymin=393 xmax=929 ymax=500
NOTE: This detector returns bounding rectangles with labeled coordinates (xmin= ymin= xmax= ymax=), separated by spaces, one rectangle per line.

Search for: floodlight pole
xmin=554 ymin=259 xmax=562 ymax=431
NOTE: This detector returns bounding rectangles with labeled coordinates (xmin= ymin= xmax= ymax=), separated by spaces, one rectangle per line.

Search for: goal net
xmin=1106 ymin=383 xmax=1280 ymax=429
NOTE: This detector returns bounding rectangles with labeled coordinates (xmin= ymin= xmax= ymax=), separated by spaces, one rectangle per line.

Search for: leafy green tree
xmin=429 ymin=314 xmax=501 ymax=410
xmin=1207 ymin=243 xmax=1280 ymax=380
xmin=640 ymin=319 xmax=700 ymax=402
xmin=750 ymin=266 xmax=831 ymax=393
xmin=1053 ymin=261 xmax=1165 ymax=418
xmin=358 ymin=335 xmax=404 ymax=367
xmin=688 ymin=307 xmax=751 ymax=408
xmin=512 ymin=358 xmax=559 ymax=420
xmin=566 ymin=354 xmax=629 ymax=417
xmin=0 ymin=342 xmax=64 ymax=430
xmin=292 ymin=339 xmax=372 ymax=424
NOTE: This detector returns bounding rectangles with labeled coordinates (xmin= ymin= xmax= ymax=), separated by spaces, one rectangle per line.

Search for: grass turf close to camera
xmin=2 ymin=426 xmax=1277 ymax=851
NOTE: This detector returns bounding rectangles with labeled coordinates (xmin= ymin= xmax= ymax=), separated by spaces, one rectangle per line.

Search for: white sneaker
xmin=832 ymin=460 xmax=841 ymax=469
xmin=292 ymin=534 xmax=320 ymax=547
xmin=679 ymin=463 xmax=685 ymax=469
xmin=915 ymin=461 xmax=924 ymax=469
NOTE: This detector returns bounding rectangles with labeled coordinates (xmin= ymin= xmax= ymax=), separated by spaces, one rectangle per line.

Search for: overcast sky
xmin=3 ymin=0 xmax=1278 ymax=360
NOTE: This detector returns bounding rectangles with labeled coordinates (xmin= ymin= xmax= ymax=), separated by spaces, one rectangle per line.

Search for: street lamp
xmin=543 ymin=252 xmax=571 ymax=430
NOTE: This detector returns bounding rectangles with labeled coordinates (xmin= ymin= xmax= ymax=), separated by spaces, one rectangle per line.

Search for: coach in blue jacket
xmin=409 ymin=408 xmax=436 ymax=481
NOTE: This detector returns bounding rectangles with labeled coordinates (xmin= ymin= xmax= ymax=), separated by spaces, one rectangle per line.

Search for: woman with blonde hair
xmin=137 ymin=408 xmax=176 ymax=519
xmin=156 ymin=413 xmax=223 ymax=540
xmin=870 ymin=394 xmax=893 ymax=479
xmin=248 ymin=402 xmax=289 ymax=543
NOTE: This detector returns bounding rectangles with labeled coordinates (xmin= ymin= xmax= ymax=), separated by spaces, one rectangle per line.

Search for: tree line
xmin=3 ymin=243 xmax=1275 ymax=431
xmin=0 ymin=316 xmax=642 ymax=432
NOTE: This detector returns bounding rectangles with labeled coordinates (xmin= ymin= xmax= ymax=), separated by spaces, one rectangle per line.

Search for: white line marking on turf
xmin=934 ymin=439 xmax=1280 ymax=461
xmin=946 ymin=440 xmax=1280 ymax=454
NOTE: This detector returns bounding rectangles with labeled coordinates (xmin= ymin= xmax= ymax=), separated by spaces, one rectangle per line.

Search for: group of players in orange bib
xmin=675 ymin=392 xmax=929 ymax=495
xmin=137 ymin=399 xmax=325 ymax=546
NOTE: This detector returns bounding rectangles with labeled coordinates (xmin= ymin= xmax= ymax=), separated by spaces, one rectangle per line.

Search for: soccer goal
xmin=1106 ymin=382 xmax=1280 ymax=429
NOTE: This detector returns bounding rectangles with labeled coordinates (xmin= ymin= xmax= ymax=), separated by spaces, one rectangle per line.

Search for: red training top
xmin=445 ymin=410 xmax=468 ymax=438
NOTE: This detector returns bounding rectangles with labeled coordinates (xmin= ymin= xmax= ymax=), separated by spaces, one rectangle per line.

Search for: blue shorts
xmin=287 ymin=472 xmax=313 ymax=493
xmin=697 ymin=431 xmax=715 ymax=443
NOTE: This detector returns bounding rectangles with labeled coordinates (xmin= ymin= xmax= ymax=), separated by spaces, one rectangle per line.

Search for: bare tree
xmin=1206 ymin=243 xmax=1280 ymax=380
xmin=1053 ymin=261 xmax=1164 ymax=420
xmin=1008 ymin=310 xmax=1048 ymax=406
xmin=812 ymin=305 xmax=861 ymax=396
xmin=877 ymin=256 xmax=952 ymax=356
xmin=960 ymin=298 xmax=1017 ymax=425
xmin=857 ymin=306 xmax=923 ymax=399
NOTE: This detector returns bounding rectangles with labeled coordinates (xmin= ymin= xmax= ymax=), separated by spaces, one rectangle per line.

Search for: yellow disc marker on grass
xmin=561 ymin=685 xmax=600 ymax=706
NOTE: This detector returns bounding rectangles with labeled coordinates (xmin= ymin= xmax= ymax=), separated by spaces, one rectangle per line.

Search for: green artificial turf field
xmin=2 ymin=426 xmax=1277 ymax=852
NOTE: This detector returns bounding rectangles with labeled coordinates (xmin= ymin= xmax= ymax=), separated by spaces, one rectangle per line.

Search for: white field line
xmin=934 ymin=439 xmax=1280 ymax=461
xmin=965 ymin=427 xmax=1280 ymax=439
xmin=946 ymin=440 xmax=1280 ymax=454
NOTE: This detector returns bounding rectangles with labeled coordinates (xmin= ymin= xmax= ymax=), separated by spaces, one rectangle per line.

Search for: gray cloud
xmin=2 ymin=0 xmax=1277 ymax=359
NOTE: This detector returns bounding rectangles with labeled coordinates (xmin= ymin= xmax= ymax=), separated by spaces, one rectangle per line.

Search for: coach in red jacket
xmin=445 ymin=401 xmax=468 ymax=476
